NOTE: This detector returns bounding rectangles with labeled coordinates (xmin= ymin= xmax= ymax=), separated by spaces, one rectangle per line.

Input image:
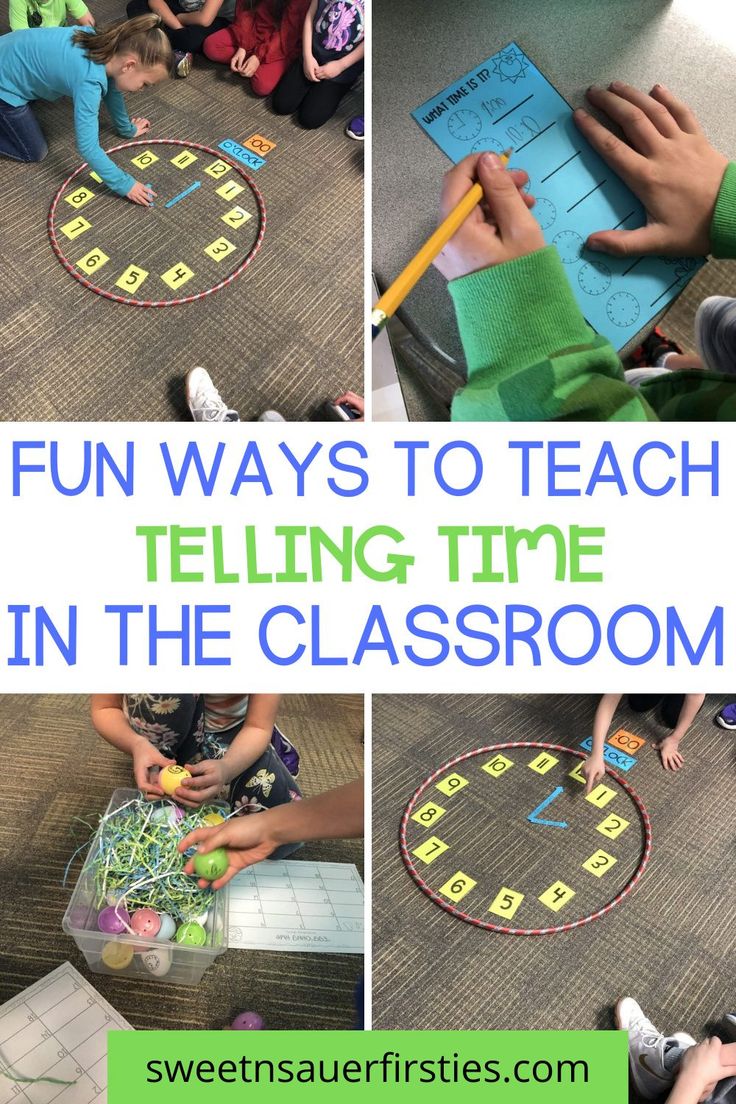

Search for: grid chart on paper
xmin=228 ymin=860 xmax=364 ymax=954
xmin=0 ymin=963 xmax=132 ymax=1104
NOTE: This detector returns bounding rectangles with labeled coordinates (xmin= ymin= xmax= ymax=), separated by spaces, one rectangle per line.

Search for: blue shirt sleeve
xmin=72 ymin=80 xmax=136 ymax=197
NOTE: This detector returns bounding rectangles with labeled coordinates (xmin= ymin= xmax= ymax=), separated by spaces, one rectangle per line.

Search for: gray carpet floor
xmin=0 ymin=693 xmax=364 ymax=1030
xmin=0 ymin=5 xmax=364 ymax=421
xmin=373 ymin=693 xmax=735 ymax=1046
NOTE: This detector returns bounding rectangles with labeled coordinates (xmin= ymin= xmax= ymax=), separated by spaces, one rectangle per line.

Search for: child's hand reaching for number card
xmin=655 ymin=735 xmax=684 ymax=771
xmin=131 ymin=117 xmax=151 ymax=137
xmin=433 ymin=153 xmax=544 ymax=281
xmin=127 ymin=182 xmax=156 ymax=206
xmin=574 ymin=82 xmax=728 ymax=257
xmin=179 ymin=818 xmax=280 ymax=889
xmin=582 ymin=754 xmax=606 ymax=795
xmin=174 ymin=760 xmax=229 ymax=807
xmin=132 ymin=743 xmax=173 ymax=799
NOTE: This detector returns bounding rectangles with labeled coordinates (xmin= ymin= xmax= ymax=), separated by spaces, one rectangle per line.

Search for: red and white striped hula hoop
xmin=399 ymin=741 xmax=652 ymax=936
xmin=48 ymin=138 xmax=266 ymax=307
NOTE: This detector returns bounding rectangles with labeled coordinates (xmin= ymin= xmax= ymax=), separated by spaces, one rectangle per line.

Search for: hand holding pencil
xmin=372 ymin=152 xmax=543 ymax=336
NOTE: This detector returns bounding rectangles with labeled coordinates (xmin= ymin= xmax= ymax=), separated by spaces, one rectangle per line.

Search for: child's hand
xmin=655 ymin=735 xmax=684 ymax=771
xmin=303 ymin=53 xmax=320 ymax=81
xmin=132 ymin=742 xmax=173 ymax=799
xmin=433 ymin=153 xmax=543 ymax=281
xmin=76 ymin=10 xmax=95 ymax=24
xmin=582 ymin=753 xmax=606 ymax=795
xmin=174 ymin=760 xmax=228 ymax=808
xmin=315 ymin=60 xmax=342 ymax=80
xmin=127 ymin=182 xmax=156 ymax=206
xmin=230 ymin=47 xmax=247 ymax=73
xmin=131 ymin=117 xmax=151 ymax=137
xmin=243 ymin=54 xmax=260 ymax=77
xmin=179 ymin=818 xmax=280 ymax=889
xmin=679 ymin=1038 xmax=736 ymax=1101
xmin=334 ymin=391 xmax=364 ymax=420
xmin=574 ymin=82 xmax=728 ymax=257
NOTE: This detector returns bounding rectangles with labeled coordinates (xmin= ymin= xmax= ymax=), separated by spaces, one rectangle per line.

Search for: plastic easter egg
xmin=101 ymin=941 xmax=135 ymax=970
xmin=231 ymin=1012 xmax=264 ymax=1030
xmin=202 ymin=812 xmax=224 ymax=827
xmin=140 ymin=946 xmax=172 ymax=977
xmin=193 ymin=848 xmax=229 ymax=881
xmin=130 ymin=908 xmax=161 ymax=937
xmin=190 ymin=909 xmax=209 ymax=927
xmin=155 ymin=913 xmax=177 ymax=942
xmin=174 ymin=921 xmax=207 ymax=947
xmin=159 ymin=764 xmax=191 ymax=796
xmin=97 ymin=906 xmax=130 ymax=935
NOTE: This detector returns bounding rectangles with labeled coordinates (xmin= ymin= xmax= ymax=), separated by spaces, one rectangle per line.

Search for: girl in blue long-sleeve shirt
xmin=0 ymin=14 xmax=171 ymax=205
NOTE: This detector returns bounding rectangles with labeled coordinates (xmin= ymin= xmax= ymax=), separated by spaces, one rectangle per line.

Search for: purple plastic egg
xmin=130 ymin=908 xmax=161 ymax=937
xmin=231 ymin=1012 xmax=264 ymax=1031
xmin=97 ymin=906 xmax=130 ymax=935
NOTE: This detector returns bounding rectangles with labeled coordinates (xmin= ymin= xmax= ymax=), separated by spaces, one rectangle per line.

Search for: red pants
xmin=203 ymin=26 xmax=288 ymax=97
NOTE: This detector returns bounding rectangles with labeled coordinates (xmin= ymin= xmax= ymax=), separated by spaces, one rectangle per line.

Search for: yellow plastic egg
xmin=159 ymin=764 xmax=191 ymax=795
xmin=202 ymin=812 xmax=224 ymax=827
xmin=101 ymin=941 xmax=135 ymax=970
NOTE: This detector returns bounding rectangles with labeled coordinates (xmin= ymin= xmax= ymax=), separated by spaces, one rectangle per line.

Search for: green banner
xmin=108 ymin=1030 xmax=628 ymax=1102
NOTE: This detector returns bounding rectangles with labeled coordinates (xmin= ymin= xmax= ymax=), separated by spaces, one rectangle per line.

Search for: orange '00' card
xmin=608 ymin=729 xmax=646 ymax=754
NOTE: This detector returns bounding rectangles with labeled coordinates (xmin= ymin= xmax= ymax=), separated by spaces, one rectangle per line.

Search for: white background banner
xmin=1 ymin=422 xmax=728 ymax=691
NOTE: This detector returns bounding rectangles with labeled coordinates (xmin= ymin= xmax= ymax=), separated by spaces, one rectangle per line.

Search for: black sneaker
xmin=630 ymin=326 xmax=683 ymax=369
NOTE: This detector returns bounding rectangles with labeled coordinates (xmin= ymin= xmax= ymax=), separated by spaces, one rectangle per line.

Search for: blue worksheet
xmin=412 ymin=43 xmax=704 ymax=350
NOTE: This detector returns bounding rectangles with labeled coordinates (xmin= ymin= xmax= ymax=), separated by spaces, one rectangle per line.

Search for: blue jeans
xmin=0 ymin=99 xmax=48 ymax=162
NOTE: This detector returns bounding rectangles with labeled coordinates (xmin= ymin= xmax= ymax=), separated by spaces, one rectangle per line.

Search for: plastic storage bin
xmin=62 ymin=788 xmax=229 ymax=984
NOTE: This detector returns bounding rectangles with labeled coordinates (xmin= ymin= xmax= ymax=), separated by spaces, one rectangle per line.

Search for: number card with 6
xmin=439 ymin=872 xmax=477 ymax=903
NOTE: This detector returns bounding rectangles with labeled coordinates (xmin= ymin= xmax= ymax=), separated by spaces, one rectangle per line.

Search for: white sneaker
xmin=185 ymin=368 xmax=239 ymax=422
xmin=616 ymin=997 xmax=696 ymax=1100
xmin=258 ymin=410 xmax=286 ymax=422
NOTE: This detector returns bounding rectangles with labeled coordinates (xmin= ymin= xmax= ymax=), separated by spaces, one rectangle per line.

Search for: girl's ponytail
xmin=73 ymin=14 xmax=172 ymax=71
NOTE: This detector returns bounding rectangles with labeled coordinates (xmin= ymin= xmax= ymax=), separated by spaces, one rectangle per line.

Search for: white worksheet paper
xmin=0 ymin=963 xmax=132 ymax=1104
xmin=228 ymin=860 xmax=364 ymax=954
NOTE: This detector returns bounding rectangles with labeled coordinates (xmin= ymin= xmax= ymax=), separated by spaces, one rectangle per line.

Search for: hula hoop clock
xmin=399 ymin=742 xmax=652 ymax=936
xmin=48 ymin=139 xmax=266 ymax=307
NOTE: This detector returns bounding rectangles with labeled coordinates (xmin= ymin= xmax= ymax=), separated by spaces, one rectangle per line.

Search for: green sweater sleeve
xmin=449 ymin=246 xmax=658 ymax=422
xmin=8 ymin=0 xmax=29 ymax=30
xmin=710 ymin=162 xmax=736 ymax=259
xmin=66 ymin=0 xmax=91 ymax=18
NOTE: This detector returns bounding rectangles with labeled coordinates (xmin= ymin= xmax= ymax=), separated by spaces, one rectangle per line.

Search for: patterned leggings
xmin=123 ymin=694 xmax=302 ymax=816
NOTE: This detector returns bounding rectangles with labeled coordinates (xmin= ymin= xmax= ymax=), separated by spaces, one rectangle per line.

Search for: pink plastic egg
xmin=231 ymin=1012 xmax=264 ymax=1030
xmin=130 ymin=908 xmax=161 ymax=937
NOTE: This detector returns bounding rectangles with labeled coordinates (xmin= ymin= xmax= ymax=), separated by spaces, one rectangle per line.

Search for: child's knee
xmin=251 ymin=72 xmax=279 ymax=98
xmin=30 ymin=141 xmax=48 ymax=163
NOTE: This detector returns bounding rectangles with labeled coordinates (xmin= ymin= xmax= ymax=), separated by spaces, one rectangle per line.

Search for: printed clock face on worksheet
xmin=400 ymin=739 xmax=649 ymax=934
xmin=49 ymin=138 xmax=272 ymax=305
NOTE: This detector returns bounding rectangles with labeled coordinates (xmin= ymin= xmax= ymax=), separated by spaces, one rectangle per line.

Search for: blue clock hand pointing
xmin=528 ymin=786 xmax=568 ymax=828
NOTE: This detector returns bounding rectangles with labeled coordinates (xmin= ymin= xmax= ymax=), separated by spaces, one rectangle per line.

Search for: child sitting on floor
xmin=203 ymin=0 xmax=309 ymax=98
xmin=91 ymin=693 xmax=301 ymax=816
xmin=9 ymin=0 xmax=94 ymax=31
xmin=582 ymin=692 xmax=706 ymax=792
xmin=0 ymin=15 xmax=168 ymax=204
xmin=272 ymin=0 xmax=364 ymax=129
xmin=617 ymin=997 xmax=736 ymax=1103
xmin=126 ymin=0 xmax=236 ymax=77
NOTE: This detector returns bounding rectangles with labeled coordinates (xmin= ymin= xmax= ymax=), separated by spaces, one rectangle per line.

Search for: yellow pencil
xmin=372 ymin=151 xmax=511 ymax=338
